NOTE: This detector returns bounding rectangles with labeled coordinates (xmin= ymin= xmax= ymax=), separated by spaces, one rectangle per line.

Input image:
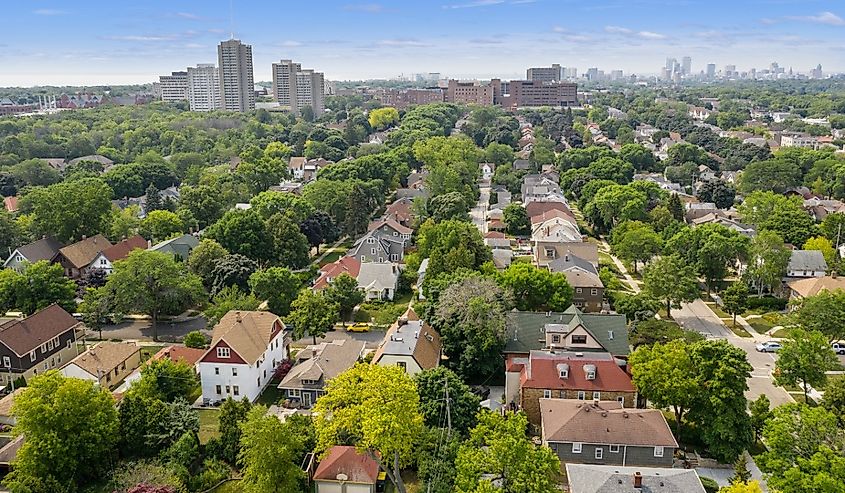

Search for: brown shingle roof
xmin=541 ymin=400 xmax=677 ymax=448
xmin=0 ymin=304 xmax=79 ymax=356
xmin=57 ymin=234 xmax=112 ymax=269
xmin=368 ymin=217 xmax=413 ymax=235
xmin=787 ymin=276 xmax=845 ymax=298
xmin=102 ymin=235 xmax=147 ymax=262
xmin=313 ymin=445 xmax=379 ymax=484
xmin=373 ymin=308 xmax=441 ymax=370
xmin=563 ymin=270 xmax=603 ymax=289
xmin=68 ymin=342 xmax=140 ymax=376
xmin=209 ymin=311 xmax=283 ymax=365
xmin=0 ymin=389 xmax=23 ymax=418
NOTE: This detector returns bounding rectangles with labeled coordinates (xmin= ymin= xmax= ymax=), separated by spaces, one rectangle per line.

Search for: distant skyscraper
xmin=665 ymin=57 xmax=677 ymax=71
xmin=706 ymin=63 xmax=716 ymax=79
xmin=217 ymin=39 xmax=255 ymax=112
xmin=681 ymin=56 xmax=692 ymax=75
xmin=526 ymin=64 xmax=562 ymax=82
xmin=187 ymin=64 xmax=221 ymax=112
xmin=586 ymin=67 xmax=599 ymax=81
xmin=811 ymin=64 xmax=823 ymax=79
xmin=725 ymin=65 xmax=736 ymax=78
xmin=159 ymin=71 xmax=188 ymax=102
xmin=272 ymin=59 xmax=325 ymax=116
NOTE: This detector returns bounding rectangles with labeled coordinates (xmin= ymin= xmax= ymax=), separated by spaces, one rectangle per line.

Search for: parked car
xmin=832 ymin=342 xmax=845 ymax=355
xmin=756 ymin=341 xmax=782 ymax=353
xmin=346 ymin=323 xmax=371 ymax=333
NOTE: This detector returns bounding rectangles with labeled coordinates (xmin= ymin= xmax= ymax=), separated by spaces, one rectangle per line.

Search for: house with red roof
xmin=384 ymin=197 xmax=414 ymax=228
xmin=313 ymin=445 xmax=381 ymax=493
xmin=313 ymin=256 xmax=361 ymax=290
xmin=506 ymin=350 xmax=636 ymax=427
xmin=88 ymin=235 xmax=148 ymax=274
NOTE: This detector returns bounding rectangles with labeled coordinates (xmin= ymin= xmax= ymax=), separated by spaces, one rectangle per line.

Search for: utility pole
xmin=444 ymin=378 xmax=452 ymax=440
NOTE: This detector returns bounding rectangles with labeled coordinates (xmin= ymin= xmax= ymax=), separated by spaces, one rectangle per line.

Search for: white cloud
xmin=33 ymin=9 xmax=66 ymax=16
xmin=174 ymin=12 xmax=202 ymax=20
xmin=605 ymin=25 xmax=634 ymax=35
xmin=280 ymin=40 xmax=303 ymax=47
xmin=605 ymin=25 xmax=666 ymax=40
xmin=104 ymin=35 xmax=178 ymax=42
xmin=443 ymin=0 xmax=505 ymax=9
xmin=787 ymin=11 xmax=845 ymax=26
xmin=377 ymin=39 xmax=431 ymax=47
xmin=639 ymin=31 xmax=666 ymax=40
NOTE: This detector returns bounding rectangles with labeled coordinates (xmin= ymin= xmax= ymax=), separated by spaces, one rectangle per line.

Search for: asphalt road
xmin=671 ymin=299 xmax=794 ymax=407
xmin=85 ymin=317 xmax=209 ymax=343
xmin=472 ymin=183 xmax=489 ymax=234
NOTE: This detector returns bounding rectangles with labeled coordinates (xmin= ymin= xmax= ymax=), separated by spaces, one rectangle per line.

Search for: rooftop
xmin=504 ymin=307 xmax=628 ymax=356
xmin=313 ymin=445 xmax=380 ymax=484
xmin=68 ymin=342 xmax=140 ymax=376
xmin=566 ymin=464 xmax=706 ymax=493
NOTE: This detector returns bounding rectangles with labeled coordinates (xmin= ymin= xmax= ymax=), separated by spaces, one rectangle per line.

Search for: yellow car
xmin=346 ymin=323 xmax=371 ymax=333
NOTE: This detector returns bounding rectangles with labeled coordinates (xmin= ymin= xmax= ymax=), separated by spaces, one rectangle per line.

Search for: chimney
xmin=82 ymin=234 xmax=87 ymax=240
xmin=236 ymin=311 xmax=242 ymax=323
xmin=633 ymin=472 xmax=643 ymax=489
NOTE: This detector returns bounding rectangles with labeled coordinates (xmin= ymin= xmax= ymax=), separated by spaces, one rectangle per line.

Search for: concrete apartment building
xmin=527 ymin=64 xmax=562 ymax=82
xmin=272 ymin=59 xmax=326 ymax=115
xmin=446 ymin=80 xmax=494 ymax=105
xmin=187 ymin=64 xmax=221 ymax=112
xmin=218 ymin=39 xmax=255 ymax=112
xmin=505 ymin=80 xmax=578 ymax=108
xmin=377 ymin=88 xmax=445 ymax=109
xmin=158 ymin=71 xmax=188 ymax=102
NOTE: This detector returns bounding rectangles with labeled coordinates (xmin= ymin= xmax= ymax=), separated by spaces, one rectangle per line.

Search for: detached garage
xmin=313 ymin=445 xmax=380 ymax=493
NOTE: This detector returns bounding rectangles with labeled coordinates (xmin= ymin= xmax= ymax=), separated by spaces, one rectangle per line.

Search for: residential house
xmin=786 ymin=250 xmax=827 ymax=278
xmin=525 ymin=201 xmax=574 ymax=222
xmin=3 ymin=196 xmax=17 ymax=213
xmin=503 ymin=307 xmax=628 ymax=360
xmin=506 ymin=350 xmax=636 ymax=426
xmin=278 ymin=339 xmax=365 ymax=408
xmin=563 ymin=270 xmax=604 ymax=313
xmin=566 ymin=465 xmax=706 ymax=493
xmin=288 ymin=157 xmax=307 ymax=180
xmin=522 ymin=175 xmax=562 ymax=204
xmin=406 ymin=170 xmax=428 ymax=190
xmin=372 ymin=308 xmax=441 ymax=375
xmin=118 ymin=344 xmax=206 ymax=392
xmin=691 ymin=213 xmax=756 ymax=237
xmin=3 ymin=236 xmax=63 ymax=272
xmin=52 ymin=234 xmax=113 ymax=278
xmin=0 ymin=389 xmax=22 ymax=426
xmin=357 ymin=262 xmax=401 ymax=301
xmin=697 ymin=165 xmax=718 ymax=182
xmin=150 ymin=234 xmax=200 ymax=261
xmin=491 ymin=248 xmax=514 ymax=270
xmin=0 ymin=305 xmax=81 ymax=386
xmin=484 ymin=231 xmax=511 ymax=249
xmin=384 ymin=197 xmax=415 ymax=227
xmin=535 ymin=241 xmax=599 ymax=270
xmin=87 ymin=235 xmax=148 ymax=274
xmin=61 ymin=342 xmax=142 ymax=389
xmin=541 ymin=400 xmax=678 ymax=467
xmin=513 ymin=159 xmax=532 ymax=171
xmin=786 ymin=275 xmax=845 ymax=300
xmin=394 ymin=187 xmax=427 ymax=200
xmin=346 ymin=231 xmax=405 ymax=263
xmin=480 ymin=162 xmax=495 ymax=181
xmin=68 ymin=154 xmax=114 ymax=169
xmin=198 ymin=311 xmax=289 ymax=404
xmin=684 ymin=202 xmax=720 ymax=223
xmin=268 ymin=181 xmax=304 ymax=195
xmin=313 ymin=256 xmax=361 ymax=290
xmin=803 ymin=197 xmax=845 ymax=221
xmin=313 ymin=445 xmax=380 ymax=493
xmin=633 ymin=173 xmax=683 ymax=193
xmin=368 ymin=217 xmax=413 ymax=247
xmin=688 ymin=106 xmax=712 ymax=120
xmin=531 ymin=214 xmax=582 ymax=244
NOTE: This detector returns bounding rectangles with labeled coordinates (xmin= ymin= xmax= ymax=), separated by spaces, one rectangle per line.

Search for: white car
xmin=832 ymin=342 xmax=845 ymax=355
xmin=756 ymin=341 xmax=782 ymax=353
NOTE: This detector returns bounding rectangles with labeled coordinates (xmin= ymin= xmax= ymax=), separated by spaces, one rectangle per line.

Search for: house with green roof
xmin=149 ymin=234 xmax=199 ymax=261
xmin=503 ymin=306 xmax=629 ymax=357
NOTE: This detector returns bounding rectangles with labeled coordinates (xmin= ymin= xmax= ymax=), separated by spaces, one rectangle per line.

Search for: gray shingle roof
xmin=788 ymin=250 xmax=828 ymax=273
xmin=13 ymin=237 xmax=63 ymax=264
xmin=504 ymin=307 xmax=628 ymax=356
xmin=548 ymin=252 xmax=599 ymax=275
xmin=566 ymin=465 xmax=706 ymax=493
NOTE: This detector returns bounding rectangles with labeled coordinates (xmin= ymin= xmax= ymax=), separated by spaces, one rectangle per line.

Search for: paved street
xmin=86 ymin=317 xmax=209 ymax=343
xmin=472 ymin=182 xmax=489 ymax=234
xmin=672 ymin=299 xmax=793 ymax=407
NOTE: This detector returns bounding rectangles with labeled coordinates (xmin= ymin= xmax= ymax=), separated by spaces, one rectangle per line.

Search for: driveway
xmin=671 ymin=299 xmax=793 ymax=407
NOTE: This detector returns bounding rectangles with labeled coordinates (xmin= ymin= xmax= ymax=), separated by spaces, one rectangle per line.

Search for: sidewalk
xmin=596 ymin=238 xmax=640 ymax=294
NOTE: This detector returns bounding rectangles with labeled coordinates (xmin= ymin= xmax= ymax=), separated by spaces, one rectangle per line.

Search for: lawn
xmin=198 ymin=408 xmax=221 ymax=444
xmin=256 ymin=380 xmax=284 ymax=407
xmin=747 ymin=312 xmax=787 ymax=337
xmin=358 ymin=292 xmax=413 ymax=328
xmin=825 ymin=373 xmax=845 ymax=389
xmin=140 ymin=345 xmax=167 ymax=362
xmin=317 ymin=248 xmax=347 ymax=267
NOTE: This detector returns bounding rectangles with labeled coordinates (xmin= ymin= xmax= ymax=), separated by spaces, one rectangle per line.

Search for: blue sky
xmin=2 ymin=0 xmax=844 ymax=86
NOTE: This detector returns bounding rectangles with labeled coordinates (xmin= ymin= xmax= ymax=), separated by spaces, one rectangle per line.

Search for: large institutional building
xmin=187 ymin=64 xmax=221 ymax=112
xmin=158 ymin=71 xmax=188 ymax=102
xmin=217 ymin=39 xmax=255 ymax=112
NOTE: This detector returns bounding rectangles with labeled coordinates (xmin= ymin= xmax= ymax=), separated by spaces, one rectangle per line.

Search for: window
xmin=571 ymin=335 xmax=587 ymax=344
xmin=576 ymin=288 xmax=582 ymax=294
xmin=217 ymin=347 xmax=230 ymax=358
xmin=586 ymin=371 xmax=596 ymax=380
xmin=106 ymin=373 xmax=111 ymax=382
xmin=288 ymin=388 xmax=301 ymax=398
xmin=67 ymin=339 xmax=72 ymax=349
xmin=595 ymin=448 xmax=603 ymax=460
xmin=225 ymin=385 xmax=230 ymax=394
xmin=214 ymin=367 xmax=220 ymax=375
xmin=40 ymin=343 xmax=47 ymax=354
xmin=233 ymin=386 xmax=239 ymax=396
xmin=114 ymin=368 xmax=119 ymax=376
xmin=560 ymin=369 xmax=568 ymax=379
xmin=617 ymin=396 xmax=625 ymax=407
xmin=29 ymin=351 xmax=36 ymax=362
xmin=391 ymin=254 xmax=399 ymax=261
xmin=591 ymin=288 xmax=599 ymax=296
xmin=654 ymin=446 xmax=664 ymax=458
xmin=232 ymin=368 xmax=238 ymax=376
xmin=572 ymin=442 xmax=582 ymax=453
xmin=397 ymin=361 xmax=407 ymax=371
xmin=50 ymin=358 xmax=55 ymax=368
xmin=257 ymin=377 xmax=260 ymax=387
xmin=43 ymin=362 xmax=48 ymax=370
xmin=543 ymin=389 xmax=552 ymax=399
xmin=610 ymin=444 xmax=620 ymax=453
xmin=371 ymin=248 xmax=376 ymax=255
xmin=545 ymin=248 xmax=556 ymax=258
xmin=577 ymin=391 xmax=586 ymax=400
xmin=121 ymin=362 xmax=126 ymax=370
xmin=552 ymin=335 xmax=560 ymax=344
xmin=592 ymin=391 xmax=601 ymax=400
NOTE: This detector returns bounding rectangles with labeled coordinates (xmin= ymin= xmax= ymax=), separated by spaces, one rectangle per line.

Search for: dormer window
xmin=560 ymin=369 xmax=568 ymax=379
xmin=217 ymin=347 xmax=230 ymax=358
xmin=571 ymin=335 xmax=587 ymax=344
xmin=586 ymin=371 xmax=595 ymax=380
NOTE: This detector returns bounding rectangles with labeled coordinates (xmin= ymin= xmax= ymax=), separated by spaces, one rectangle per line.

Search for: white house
xmin=786 ymin=250 xmax=828 ymax=279
xmin=198 ymin=311 xmax=289 ymax=404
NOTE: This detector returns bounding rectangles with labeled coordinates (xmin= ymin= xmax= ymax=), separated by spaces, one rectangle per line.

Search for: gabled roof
xmin=357 ymin=262 xmax=401 ymax=291
xmin=67 ymin=342 xmax=140 ymax=376
xmin=548 ymin=252 xmax=599 ymax=275
xmin=519 ymin=351 xmax=633 ymax=392
xmin=368 ymin=216 xmax=413 ymax=235
xmin=563 ymin=270 xmax=603 ymax=289
xmin=68 ymin=154 xmax=114 ymax=167
xmin=3 ymin=196 xmax=18 ymax=213
xmin=314 ymin=256 xmax=361 ymax=290
xmin=566 ymin=465 xmax=706 ymax=493
xmin=504 ymin=308 xmax=628 ymax=356
xmin=7 ymin=237 xmax=63 ymax=265
xmin=373 ymin=309 xmax=441 ymax=370
xmin=0 ymin=304 xmax=79 ymax=356
xmin=313 ymin=445 xmax=379 ymax=484
xmin=530 ymin=208 xmax=576 ymax=225
xmin=525 ymin=201 xmax=572 ymax=220
xmin=207 ymin=311 xmax=283 ymax=365
xmin=541 ymin=400 xmax=677 ymax=447
xmin=150 ymin=234 xmax=200 ymax=258
xmin=102 ymin=235 xmax=147 ymax=262
xmin=788 ymin=250 xmax=828 ymax=273
xmin=151 ymin=345 xmax=206 ymax=367
xmin=288 ymin=156 xmax=306 ymax=169
xmin=786 ymin=276 xmax=845 ymax=298
xmin=279 ymin=340 xmax=365 ymax=388
xmin=57 ymin=234 xmax=112 ymax=269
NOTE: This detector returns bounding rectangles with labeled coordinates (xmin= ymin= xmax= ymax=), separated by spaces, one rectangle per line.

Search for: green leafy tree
xmin=178 ymin=184 xmax=227 ymax=229
xmin=415 ymin=367 xmax=481 ymax=436
xmin=667 ymin=193 xmax=684 ymax=221
xmin=502 ymin=203 xmax=530 ymax=236
xmin=820 ymin=212 xmax=845 ymax=244
xmin=5 ymin=372 xmax=119 ymax=491
xmin=611 ymin=221 xmax=662 ymax=273
xmin=619 ymin=143 xmax=657 ymax=171
xmin=287 ymin=289 xmax=337 ymax=344
xmin=429 ymin=191 xmax=470 ymax=223
xmin=719 ymin=480 xmax=763 ymax=493
xmin=697 ymin=180 xmax=736 ymax=209
xmin=739 ymin=191 xmax=817 ymax=246
xmin=739 ymin=159 xmax=802 ymax=194
xmin=248 ymin=267 xmax=302 ymax=316
xmin=205 ymin=209 xmax=273 ymax=264
xmin=821 ymin=376 xmax=845 ymax=425
xmin=188 ymin=239 xmax=228 ymax=287
xmin=749 ymin=395 xmax=772 ymax=442
xmin=629 ymin=318 xmax=704 ymax=348
xmin=775 ymin=329 xmax=839 ymax=402
xmin=496 ymin=262 xmax=573 ymax=311
xmin=368 ymin=107 xmax=400 ymax=130
xmin=110 ymin=204 xmax=142 ymax=241
xmin=265 ymin=213 xmax=310 ymax=268
xmin=803 ymin=236 xmax=836 ymax=268
xmin=433 ymin=277 xmax=509 ymax=382
xmin=249 ymin=191 xmax=315 ymax=223
xmin=417 ymin=219 xmax=492 ymax=279
xmin=454 ymin=411 xmax=560 ymax=493
xmin=0 ymin=261 xmax=76 ymax=315
xmin=722 ymin=282 xmax=749 ymax=328
xmin=745 ymin=230 xmax=791 ymax=296
xmin=314 ymin=364 xmax=423 ymax=493
xmin=218 ymin=397 xmax=252 ymax=465
xmin=643 ymin=254 xmax=700 ymax=317
xmin=792 ymin=289 xmax=845 ymax=342
xmin=238 ymin=406 xmax=304 ymax=493
xmin=22 ymin=177 xmax=113 ymax=243
xmin=182 ymin=330 xmax=207 ymax=349
xmin=204 ymin=286 xmax=260 ymax=327
xmin=102 ymin=250 xmax=206 ymax=341
xmin=323 ymin=272 xmax=364 ymax=322
xmin=139 ymin=210 xmax=184 ymax=243
xmin=209 ymin=253 xmax=257 ymax=295
xmin=130 ymin=359 xmax=199 ymax=403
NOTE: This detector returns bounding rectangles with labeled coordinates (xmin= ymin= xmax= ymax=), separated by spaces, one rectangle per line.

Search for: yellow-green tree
xmin=238 ymin=406 xmax=304 ymax=493
xmin=368 ymin=107 xmax=400 ymax=130
xmin=803 ymin=236 xmax=836 ymax=268
xmin=313 ymin=364 xmax=423 ymax=493
xmin=719 ymin=480 xmax=763 ymax=493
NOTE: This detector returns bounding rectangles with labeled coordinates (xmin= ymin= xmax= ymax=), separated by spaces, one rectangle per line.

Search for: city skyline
xmin=3 ymin=0 xmax=844 ymax=86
